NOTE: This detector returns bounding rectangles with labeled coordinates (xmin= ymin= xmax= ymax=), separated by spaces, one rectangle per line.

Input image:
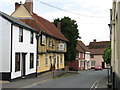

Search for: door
xmin=57 ymin=56 xmax=59 ymax=69
xmin=21 ymin=53 xmax=26 ymax=77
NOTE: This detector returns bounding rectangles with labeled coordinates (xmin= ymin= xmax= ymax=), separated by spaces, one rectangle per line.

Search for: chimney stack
xmin=57 ymin=22 xmax=61 ymax=30
xmin=93 ymin=39 xmax=96 ymax=42
xmin=15 ymin=2 xmax=20 ymax=10
xmin=25 ymin=0 xmax=33 ymax=14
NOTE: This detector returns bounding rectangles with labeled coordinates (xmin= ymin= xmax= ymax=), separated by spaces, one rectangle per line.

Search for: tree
xmin=53 ymin=16 xmax=80 ymax=62
xmin=103 ymin=45 xmax=111 ymax=64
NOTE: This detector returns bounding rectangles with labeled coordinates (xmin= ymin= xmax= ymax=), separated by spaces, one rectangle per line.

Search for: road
xmin=29 ymin=69 xmax=107 ymax=88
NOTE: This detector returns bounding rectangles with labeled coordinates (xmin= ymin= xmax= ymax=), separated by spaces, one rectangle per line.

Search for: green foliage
xmin=103 ymin=45 xmax=111 ymax=64
xmin=53 ymin=16 xmax=80 ymax=62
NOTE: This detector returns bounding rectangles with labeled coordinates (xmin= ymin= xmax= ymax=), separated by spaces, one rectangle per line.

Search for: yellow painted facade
xmin=11 ymin=4 xmax=32 ymax=18
xmin=37 ymin=36 xmax=66 ymax=73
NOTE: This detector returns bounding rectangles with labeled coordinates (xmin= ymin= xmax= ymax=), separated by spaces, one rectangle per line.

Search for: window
xmin=30 ymin=53 xmax=34 ymax=69
xmin=91 ymin=61 xmax=96 ymax=66
xmin=60 ymin=55 xmax=63 ymax=64
xmin=50 ymin=54 xmax=52 ymax=64
xmin=91 ymin=55 xmax=94 ymax=58
xmin=58 ymin=43 xmax=65 ymax=50
xmin=19 ymin=28 xmax=23 ymax=42
xmin=41 ymin=34 xmax=46 ymax=45
xmin=49 ymin=38 xmax=54 ymax=47
xmin=15 ymin=53 xmax=20 ymax=72
xmin=30 ymin=31 xmax=34 ymax=44
xmin=54 ymin=55 xmax=56 ymax=64
xmin=37 ymin=55 xmax=40 ymax=67
xmin=45 ymin=54 xmax=48 ymax=65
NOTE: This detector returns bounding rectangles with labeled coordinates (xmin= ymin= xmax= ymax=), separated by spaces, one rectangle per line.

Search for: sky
xmin=0 ymin=0 xmax=112 ymax=45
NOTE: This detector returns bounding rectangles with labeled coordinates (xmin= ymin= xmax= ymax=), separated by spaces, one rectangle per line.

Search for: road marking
xmin=90 ymin=76 xmax=106 ymax=90
xmin=16 ymin=79 xmax=52 ymax=89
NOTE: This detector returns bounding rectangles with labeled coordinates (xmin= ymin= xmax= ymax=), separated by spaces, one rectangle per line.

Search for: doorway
xmin=102 ymin=62 xmax=105 ymax=69
xmin=57 ymin=56 xmax=59 ymax=69
xmin=21 ymin=53 xmax=26 ymax=77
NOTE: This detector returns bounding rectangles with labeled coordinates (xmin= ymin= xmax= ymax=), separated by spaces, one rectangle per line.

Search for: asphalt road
xmin=31 ymin=69 xmax=107 ymax=88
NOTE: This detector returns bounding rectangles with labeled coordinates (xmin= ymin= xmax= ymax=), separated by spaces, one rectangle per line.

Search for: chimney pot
xmin=93 ymin=39 xmax=96 ymax=42
xmin=15 ymin=2 xmax=20 ymax=10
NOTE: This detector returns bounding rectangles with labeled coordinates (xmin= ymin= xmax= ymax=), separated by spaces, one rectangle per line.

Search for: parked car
xmin=95 ymin=66 xmax=102 ymax=70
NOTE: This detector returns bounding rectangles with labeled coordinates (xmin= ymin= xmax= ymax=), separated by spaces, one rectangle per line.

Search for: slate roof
xmin=0 ymin=11 xmax=36 ymax=32
xmin=88 ymin=41 xmax=110 ymax=55
xmin=19 ymin=13 xmax=68 ymax=42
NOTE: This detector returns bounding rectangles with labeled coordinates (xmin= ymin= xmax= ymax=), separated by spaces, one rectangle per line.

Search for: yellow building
xmin=11 ymin=0 xmax=68 ymax=74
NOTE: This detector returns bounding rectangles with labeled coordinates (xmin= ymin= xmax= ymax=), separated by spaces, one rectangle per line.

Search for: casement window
xmin=30 ymin=31 xmax=34 ymax=44
xmin=19 ymin=28 xmax=23 ymax=42
xmin=37 ymin=55 xmax=40 ymax=67
xmin=45 ymin=54 xmax=48 ymax=65
xmin=15 ymin=53 xmax=20 ymax=72
xmin=49 ymin=38 xmax=54 ymax=47
xmin=60 ymin=55 xmax=63 ymax=64
xmin=54 ymin=55 xmax=56 ymax=64
xmin=30 ymin=53 xmax=34 ymax=69
xmin=91 ymin=61 xmax=96 ymax=66
xmin=41 ymin=34 xmax=46 ymax=45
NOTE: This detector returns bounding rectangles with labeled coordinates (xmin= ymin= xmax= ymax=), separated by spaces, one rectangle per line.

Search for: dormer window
xmin=19 ymin=27 xmax=23 ymax=42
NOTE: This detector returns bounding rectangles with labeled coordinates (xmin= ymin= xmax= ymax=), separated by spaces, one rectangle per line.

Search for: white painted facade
xmin=11 ymin=25 xmax=37 ymax=79
xmin=0 ymin=15 xmax=11 ymax=72
xmin=0 ymin=14 xmax=37 ymax=80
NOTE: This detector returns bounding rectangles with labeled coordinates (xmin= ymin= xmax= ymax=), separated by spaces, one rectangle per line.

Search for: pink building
xmin=67 ymin=40 xmax=90 ymax=71
xmin=88 ymin=39 xmax=110 ymax=69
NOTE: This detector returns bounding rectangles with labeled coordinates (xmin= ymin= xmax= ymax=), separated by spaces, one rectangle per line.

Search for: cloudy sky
xmin=0 ymin=0 xmax=112 ymax=45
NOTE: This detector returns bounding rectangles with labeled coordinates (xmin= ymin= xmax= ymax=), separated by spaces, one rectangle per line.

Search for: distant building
xmin=0 ymin=11 xmax=37 ymax=81
xmin=88 ymin=39 xmax=110 ymax=69
xmin=67 ymin=40 xmax=90 ymax=71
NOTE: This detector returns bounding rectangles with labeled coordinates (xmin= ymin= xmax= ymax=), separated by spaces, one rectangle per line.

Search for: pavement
xmin=1 ymin=69 xmax=113 ymax=89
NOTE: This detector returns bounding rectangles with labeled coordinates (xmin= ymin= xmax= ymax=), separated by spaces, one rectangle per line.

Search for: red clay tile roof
xmin=77 ymin=40 xmax=90 ymax=52
xmin=90 ymin=49 xmax=106 ymax=55
xmin=88 ymin=41 xmax=110 ymax=49
xmin=88 ymin=41 xmax=110 ymax=55
xmin=76 ymin=40 xmax=90 ymax=52
xmin=20 ymin=13 xmax=68 ymax=42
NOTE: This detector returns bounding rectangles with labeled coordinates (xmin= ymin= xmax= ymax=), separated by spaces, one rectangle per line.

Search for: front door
xmin=57 ymin=56 xmax=59 ymax=69
xmin=21 ymin=53 xmax=26 ymax=77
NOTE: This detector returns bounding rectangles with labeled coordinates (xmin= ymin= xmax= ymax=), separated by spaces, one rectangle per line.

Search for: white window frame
xmin=60 ymin=55 xmax=63 ymax=64
xmin=41 ymin=34 xmax=46 ymax=45
xmin=58 ymin=43 xmax=65 ymax=51
xmin=45 ymin=54 xmax=48 ymax=66
xmin=37 ymin=55 xmax=40 ymax=67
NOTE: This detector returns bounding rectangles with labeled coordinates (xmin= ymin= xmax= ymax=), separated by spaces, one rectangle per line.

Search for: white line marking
xmin=90 ymin=76 xmax=106 ymax=90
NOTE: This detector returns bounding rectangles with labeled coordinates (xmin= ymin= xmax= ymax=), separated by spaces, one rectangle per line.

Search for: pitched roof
xmin=76 ymin=40 xmax=90 ymax=53
xmin=19 ymin=12 xmax=68 ymax=42
xmin=88 ymin=41 xmax=110 ymax=49
xmin=88 ymin=41 xmax=110 ymax=55
xmin=0 ymin=11 xmax=37 ymax=32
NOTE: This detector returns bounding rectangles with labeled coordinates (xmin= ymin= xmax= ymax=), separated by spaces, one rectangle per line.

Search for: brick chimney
xmin=57 ymin=22 xmax=61 ymax=30
xmin=93 ymin=39 xmax=96 ymax=42
xmin=15 ymin=2 xmax=20 ymax=10
xmin=24 ymin=0 xmax=33 ymax=14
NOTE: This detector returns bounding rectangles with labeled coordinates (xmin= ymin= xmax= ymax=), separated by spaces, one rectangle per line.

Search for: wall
xmin=11 ymin=25 xmax=37 ymax=79
xmin=0 ymin=16 xmax=11 ymax=72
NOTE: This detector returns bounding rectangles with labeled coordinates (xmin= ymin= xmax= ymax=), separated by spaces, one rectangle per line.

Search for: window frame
xmin=30 ymin=31 xmax=34 ymax=44
xmin=41 ymin=34 xmax=46 ymax=45
xmin=15 ymin=53 xmax=20 ymax=72
xmin=30 ymin=53 xmax=34 ymax=69
xmin=60 ymin=55 xmax=63 ymax=64
xmin=45 ymin=54 xmax=48 ymax=66
xmin=19 ymin=27 xmax=23 ymax=42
